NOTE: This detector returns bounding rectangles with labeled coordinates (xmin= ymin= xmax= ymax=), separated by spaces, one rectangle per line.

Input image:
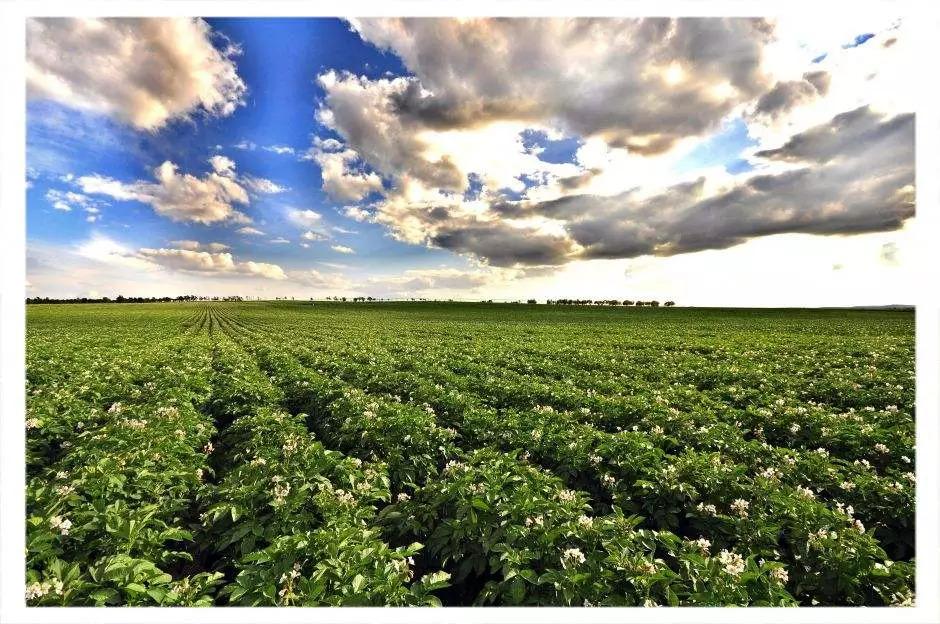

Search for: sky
xmin=25 ymin=17 xmax=915 ymax=305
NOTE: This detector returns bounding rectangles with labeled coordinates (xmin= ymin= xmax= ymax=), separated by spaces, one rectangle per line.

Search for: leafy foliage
xmin=25 ymin=302 xmax=915 ymax=607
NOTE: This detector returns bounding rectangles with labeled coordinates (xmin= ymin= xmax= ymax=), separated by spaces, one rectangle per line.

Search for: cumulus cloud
xmin=138 ymin=247 xmax=287 ymax=279
xmin=331 ymin=245 xmax=355 ymax=254
xmin=243 ymin=176 xmax=288 ymax=194
xmin=753 ymin=71 xmax=831 ymax=119
xmin=170 ymin=239 xmax=202 ymax=251
xmin=347 ymin=18 xmax=773 ymax=152
xmin=76 ymin=235 xmax=157 ymax=271
xmin=754 ymin=105 xmax=910 ymax=164
xmin=263 ymin=145 xmax=295 ymax=155
xmin=528 ymin=107 xmax=913 ymax=261
xmin=353 ymin=105 xmax=912 ymax=267
xmin=306 ymin=18 xmax=914 ymax=271
xmin=342 ymin=206 xmax=373 ymax=222
xmin=286 ymin=208 xmax=323 ymax=229
xmin=45 ymin=189 xmax=107 ymax=218
xmin=431 ymin=224 xmax=576 ymax=267
xmin=168 ymin=240 xmax=231 ymax=252
xmin=315 ymin=72 xmax=467 ymax=192
xmin=309 ymin=143 xmax=384 ymax=202
xmin=27 ymin=18 xmax=246 ymax=130
xmin=77 ymin=158 xmax=251 ymax=224
xmin=302 ymin=230 xmax=329 ymax=242
xmin=209 ymin=154 xmax=236 ymax=175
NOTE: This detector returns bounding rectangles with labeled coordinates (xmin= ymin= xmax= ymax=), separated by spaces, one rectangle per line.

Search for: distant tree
xmin=664 ymin=301 xmax=676 ymax=307
xmin=650 ymin=300 xmax=660 ymax=307
xmin=527 ymin=299 xmax=537 ymax=304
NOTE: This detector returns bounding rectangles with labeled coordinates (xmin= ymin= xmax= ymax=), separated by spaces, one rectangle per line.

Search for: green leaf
xmin=351 ymin=574 xmax=366 ymax=593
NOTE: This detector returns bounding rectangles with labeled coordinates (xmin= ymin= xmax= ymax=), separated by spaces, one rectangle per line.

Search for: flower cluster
xmin=717 ymin=550 xmax=745 ymax=577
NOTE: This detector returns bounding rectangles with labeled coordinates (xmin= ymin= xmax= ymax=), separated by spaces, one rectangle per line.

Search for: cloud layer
xmin=350 ymin=18 xmax=773 ymax=151
xmin=77 ymin=158 xmax=255 ymax=224
xmin=27 ymin=18 xmax=246 ymax=130
xmin=79 ymin=237 xmax=288 ymax=280
xmin=483 ymin=107 xmax=914 ymax=263
xmin=305 ymin=18 xmax=915 ymax=270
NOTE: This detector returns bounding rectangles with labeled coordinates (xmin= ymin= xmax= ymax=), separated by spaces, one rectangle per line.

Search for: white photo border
xmin=1 ymin=1 xmax=937 ymax=623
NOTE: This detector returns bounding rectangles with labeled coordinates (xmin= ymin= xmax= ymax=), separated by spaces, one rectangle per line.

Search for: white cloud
xmin=263 ymin=145 xmax=295 ymax=155
xmin=138 ymin=247 xmax=236 ymax=272
xmin=302 ymin=18 xmax=914 ymax=273
xmin=48 ymin=195 xmax=71 ymax=211
xmin=237 ymin=226 xmax=265 ymax=236
xmin=286 ymin=208 xmax=324 ymax=229
xmin=75 ymin=234 xmax=158 ymax=271
xmin=170 ymin=239 xmax=200 ymax=250
xmin=302 ymin=230 xmax=328 ymax=242
xmin=239 ymin=261 xmax=288 ymax=280
xmin=332 ymin=17 xmax=772 ymax=166
xmin=45 ymin=188 xmax=106 ymax=216
xmin=310 ymin=146 xmax=384 ymax=202
xmin=27 ymin=18 xmax=246 ymax=130
xmin=368 ymin=267 xmax=508 ymax=294
xmin=342 ymin=206 xmax=372 ymax=222
xmin=244 ymin=176 xmax=288 ymax=194
xmin=209 ymin=155 xmax=236 ymax=175
xmin=138 ymin=247 xmax=286 ymax=279
xmin=77 ymin=158 xmax=251 ymax=224
xmin=331 ymin=245 xmax=355 ymax=254
xmin=269 ymin=237 xmax=290 ymax=244
xmin=292 ymin=269 xmax=354 ymax=290
xmin=234 ymin=139 xmax=257 ymax=150
xmin=170 ymin=240 xmax=230 ymax=252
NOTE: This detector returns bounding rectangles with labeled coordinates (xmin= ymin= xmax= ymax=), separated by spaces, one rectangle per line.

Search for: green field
xmin=25 ymin=302 xmax=916 ymax=606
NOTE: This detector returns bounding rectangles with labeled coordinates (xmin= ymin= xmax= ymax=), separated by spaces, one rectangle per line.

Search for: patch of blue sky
xmin=843 ymin=33 xmax=875 ymax=49
xmin=464 ymin=173 xmax=485 ymax=200
xmin=673 ymin=117 xmax=757 ymax=176
xmin=520 ymin=129 xmax=582 ymax=165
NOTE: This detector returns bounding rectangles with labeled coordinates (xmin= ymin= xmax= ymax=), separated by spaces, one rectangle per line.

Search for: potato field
xmin=25 ymin=302 xmax=916 ymax=607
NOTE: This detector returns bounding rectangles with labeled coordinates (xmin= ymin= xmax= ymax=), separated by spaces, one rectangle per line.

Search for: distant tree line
xmin=546 ymin=299 xmax=675 ymax=307
xmin=26 ymin=295 xmax=245 ymax=304
xmin=322 ymin=296 xmax=428 ymax=302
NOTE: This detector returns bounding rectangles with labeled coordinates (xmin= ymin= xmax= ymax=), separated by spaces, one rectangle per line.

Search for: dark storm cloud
xmin=431 ymin=224 xmax=575 ymax=267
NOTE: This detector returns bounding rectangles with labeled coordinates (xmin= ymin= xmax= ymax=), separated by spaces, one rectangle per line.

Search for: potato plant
xmin=25 ymin=302 xmax=915 ymax=607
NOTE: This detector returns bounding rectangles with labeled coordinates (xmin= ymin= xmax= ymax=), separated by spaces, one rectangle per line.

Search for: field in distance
xmin=25 ymin=301 xmax=915 ymax=607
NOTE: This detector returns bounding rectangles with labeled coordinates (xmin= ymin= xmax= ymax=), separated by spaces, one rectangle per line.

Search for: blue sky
xmin=25 ymin=17 xmax=915 ymax=305
xmin=27 ymin=18 xmax=459 ymax=279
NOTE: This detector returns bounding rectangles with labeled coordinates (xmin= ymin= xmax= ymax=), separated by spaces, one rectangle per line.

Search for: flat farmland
xmin=24 ymin=302 xmax=916 ymax=606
